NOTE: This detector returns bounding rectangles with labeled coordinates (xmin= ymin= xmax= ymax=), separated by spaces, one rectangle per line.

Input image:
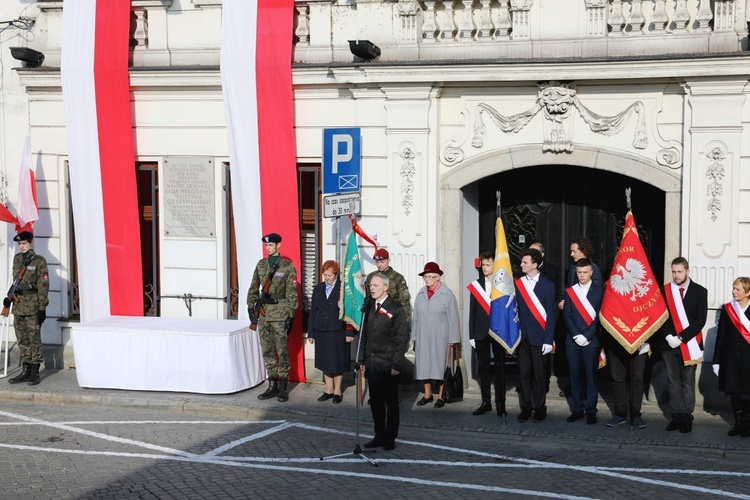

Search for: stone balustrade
xmin=293 ymin=0 xmax=746 ymax=64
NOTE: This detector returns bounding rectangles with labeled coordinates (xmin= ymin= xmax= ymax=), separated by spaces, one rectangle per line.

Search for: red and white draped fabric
xmin=16 ymin=136 xmax=39 ymax=233
xmin=61 ymin=0 xmax=143 ymax=322
xmin=664 ymin=282 xmax=704 ymax=365
xmin=221 ymin=1 xmax=304 ymax=382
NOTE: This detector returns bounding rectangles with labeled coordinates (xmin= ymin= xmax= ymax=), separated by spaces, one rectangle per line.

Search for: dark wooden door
xmin=476 ymin=165 xmax=665 ymax=286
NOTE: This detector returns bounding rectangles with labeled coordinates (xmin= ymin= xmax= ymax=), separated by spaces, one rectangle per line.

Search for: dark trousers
xmin=518 ymin=337 xmax=547 ymax=414
xmin=607 ymin=347 xmax=646 ymax=418
xmin=566 ymin=343 xmax=599 ymax=414
xmin=368 ymin=375 xmax=400 ymax=443
xmin=662 ymin=348 xmax=696 ymax=423
xmin=475 ymin=336 xmax=506 ymax=413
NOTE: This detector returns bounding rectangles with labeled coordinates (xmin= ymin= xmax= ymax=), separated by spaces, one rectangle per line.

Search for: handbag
xmin=442 ymin=344 xmax=464 ymax=403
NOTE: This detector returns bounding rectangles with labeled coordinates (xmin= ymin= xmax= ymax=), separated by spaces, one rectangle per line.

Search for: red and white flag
xmin=16 ymin=136 xmax=38 ymax=233
xmin=599 ymin=210 xmax=668 ymax=354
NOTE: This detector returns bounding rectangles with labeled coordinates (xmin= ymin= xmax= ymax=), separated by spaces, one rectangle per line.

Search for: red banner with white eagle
xmin=599 ymin=210 xmax=668 ymax=354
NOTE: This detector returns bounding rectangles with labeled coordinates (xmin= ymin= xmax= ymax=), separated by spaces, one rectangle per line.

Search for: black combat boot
xmin=9 ymin=362 xmax=31 ymax=384
xmin=27 ymin=364 xmax=41 ymax=386
xmin=728 ymin=397 xmax=744 ymax=436
xmin=277 ymin=378 xmax=289 ymax=402
xmin=257 ymin=378 xmax=279 ymax=400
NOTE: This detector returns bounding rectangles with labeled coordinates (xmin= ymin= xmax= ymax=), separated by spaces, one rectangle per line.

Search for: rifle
xmin=249 ymin=259 xmax=281 ymax=331
xmin=2 ymin=266 xmax=27 ymax=317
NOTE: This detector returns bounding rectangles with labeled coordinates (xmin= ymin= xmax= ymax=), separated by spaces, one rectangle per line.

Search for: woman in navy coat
xmin=308 ymin=260 xmax=354 ymax=403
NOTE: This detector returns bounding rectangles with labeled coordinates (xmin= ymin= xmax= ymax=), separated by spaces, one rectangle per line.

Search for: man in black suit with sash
xmin=514 ymin=248 xmax=556 ymax=423
xmin=468 ymin=252 xmax=506 ymax=417
xmin=358 ymin=272 xmax=409 ymax=450
xmin=657 ymin=257 xmax=708 ymax=433
xmin=562 ymin=258 xmax=603 ymax=425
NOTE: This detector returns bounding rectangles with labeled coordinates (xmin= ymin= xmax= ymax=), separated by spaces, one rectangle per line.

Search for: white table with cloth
xmin=72 ymin=316 xmax=265 ymax=394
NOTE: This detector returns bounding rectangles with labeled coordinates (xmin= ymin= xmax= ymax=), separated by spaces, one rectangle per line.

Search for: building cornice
xmin=14 ymin=54 xmax=750 ymax=91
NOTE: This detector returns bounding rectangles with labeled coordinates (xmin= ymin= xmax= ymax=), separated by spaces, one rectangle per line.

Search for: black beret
xmin=262 ymin=233 xmax=282 ymax=244
xmin=13 ymin=231 xmax=34 ymax=243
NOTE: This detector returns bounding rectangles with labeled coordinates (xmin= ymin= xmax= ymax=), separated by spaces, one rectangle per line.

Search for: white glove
xmin=469 ymin=339 xmax=476 ymax=348
xmin=541 ymin=343 xmax=553 ymax=355
xmin=665 ymin=334 xmax=682 ymax=349
xmin=638 ymin=343 xmax=651 ymax=355
xmin=712 ymin=364 xmax=720 ymax=377
xmin=573 ymin=335 xmax=589 ymax=347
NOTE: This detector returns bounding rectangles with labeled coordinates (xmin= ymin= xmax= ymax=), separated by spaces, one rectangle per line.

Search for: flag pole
xmin=625 ymin=187 xmax=636 ymax=431
xmin=496 ymin=190 xmax=507 ymax=425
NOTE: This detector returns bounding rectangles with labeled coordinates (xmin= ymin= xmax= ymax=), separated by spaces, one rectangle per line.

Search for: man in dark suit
xmin=358 ymin=272 xmax=409 ymax=450
xmin=468 ymin=252 xmax=506 ymax=417
xmin=657 ymin=257 xmax=708 ymax=433
xmin=514 ymin=248 xmax=556 ymax=423
xmin=562 ymin=259 xmax=603 ymax=425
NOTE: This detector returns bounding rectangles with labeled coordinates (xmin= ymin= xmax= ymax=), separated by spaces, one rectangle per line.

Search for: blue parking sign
xmin=322 ymin=128 xmax=361 ymax=194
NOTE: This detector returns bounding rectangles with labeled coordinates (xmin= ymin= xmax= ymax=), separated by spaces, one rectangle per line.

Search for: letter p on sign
xmin=331 ymin=134 xmax=352 ymax=174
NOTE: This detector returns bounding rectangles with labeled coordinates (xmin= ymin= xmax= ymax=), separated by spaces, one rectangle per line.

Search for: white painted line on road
xmin=0 ymin=409 xmax=196 ymax=458
xmin=201 ymin=421 xmax=293 ymax=458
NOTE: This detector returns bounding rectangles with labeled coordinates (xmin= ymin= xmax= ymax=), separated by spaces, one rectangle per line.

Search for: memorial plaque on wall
xmin=163 ymin=157 xmax=216 ymax=238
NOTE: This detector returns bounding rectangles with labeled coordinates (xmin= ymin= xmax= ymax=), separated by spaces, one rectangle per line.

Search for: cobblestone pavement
xmin=1 ymin=395 xmax=749 ymax=499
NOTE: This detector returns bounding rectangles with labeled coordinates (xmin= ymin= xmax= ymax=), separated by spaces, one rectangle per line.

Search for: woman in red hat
xmin=412 ymin=262 xmax=460 ymax=408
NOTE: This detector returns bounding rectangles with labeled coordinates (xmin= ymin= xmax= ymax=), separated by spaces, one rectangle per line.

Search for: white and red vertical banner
xmin=61 ymin=0 xmax=143 ymax=322
xmin=16 ymin=136 xmax=39 ymax=233
xmin=221 ymin=1 xmax=304 ymax=382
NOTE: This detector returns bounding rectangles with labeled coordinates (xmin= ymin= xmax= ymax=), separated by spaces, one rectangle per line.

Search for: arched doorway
xmin=474 ymin=165 xmax=666 ymax=284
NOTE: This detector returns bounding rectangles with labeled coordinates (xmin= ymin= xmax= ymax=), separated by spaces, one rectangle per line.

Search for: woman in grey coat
xmin=411 ymin=262 xmax=460 ymax=408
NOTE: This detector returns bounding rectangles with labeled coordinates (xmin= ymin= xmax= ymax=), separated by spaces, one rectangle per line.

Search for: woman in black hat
xmin=411 ymin=262 xmax=460 ymax=408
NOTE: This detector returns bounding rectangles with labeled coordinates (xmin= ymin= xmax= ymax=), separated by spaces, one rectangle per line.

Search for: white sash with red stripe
xmin=467 ymin=279 xmax=491 ymax=315
xmin=515 ymin=277 xmax=546 ymax=330
xmin=665 ymin=282 xmax=703 ymax=366
xmin=725 ymin=301 xmax=750 ymax=345
xmin=566 ymin=284 xmax=596 ymax=326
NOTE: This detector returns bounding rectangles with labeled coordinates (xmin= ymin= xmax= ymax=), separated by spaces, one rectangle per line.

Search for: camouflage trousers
xmin=14 ymin=315 xmax=42 ymax=364
xmin=259 ymin=320 xmax=290 ymax=379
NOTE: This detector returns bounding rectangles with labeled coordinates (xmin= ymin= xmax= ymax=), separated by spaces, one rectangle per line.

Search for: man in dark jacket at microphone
xmin=358 ymin=272 xmax=409 ymax=451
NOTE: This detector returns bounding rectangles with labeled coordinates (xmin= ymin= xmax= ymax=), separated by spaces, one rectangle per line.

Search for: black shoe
xmin=383 ymin=441 xmax=395 ymax=451
xmin=416 ymin=396 xmax=433 ymax=406
xmin=586 ymin=414 xmax=597 ymax=425
xmin=317 ymin=393 xmax=334 ymax=402
xmin=533 ymin=411 xmax=546 ymax=423
xmin=517 ymin=410 xmax=532 ymax=422
xmin=8 ymin=362 xmax=31 ymax=384
xmin=473 ymin=402 xmax=492 ymax=416
xmin=666 ymin=420 xmax=681 ymax=432
xmin=257 ymin=379 xmax=279 ymax=400
xmin=679 ymin=422 xmax=692 ymax=434
xmin=496 ymin=406 xmax=507 ymax=417
xmin=332 ymin=395 xmax=342 ymax=404
xmin=434 ymin=398 xmax=446 ymax=408
xmin=26 ymin=364 xmax=41 ymax=386
xmin=566 ymin=412 xmax=584 ymax=423
xmin=364 ymin=438 xmax=385 ymax=449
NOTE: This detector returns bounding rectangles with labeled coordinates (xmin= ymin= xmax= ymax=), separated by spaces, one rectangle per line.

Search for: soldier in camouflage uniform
xmin=364 ymin=248 xmax=411 ymax=323
xmin=3 ymin=231 xmax=49 ymax=385
xmin=247 ymin=233 xmax=299 ymax=402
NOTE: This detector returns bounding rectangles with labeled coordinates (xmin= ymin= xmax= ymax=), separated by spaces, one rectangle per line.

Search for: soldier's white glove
xmin=712 ymin=364 xmax=720 ymax=377
xmin=541 ymin=344 xmax=553 ymax=355
xmin=573 ymin=335 xmax=589 ymax=347
xmin=638 ymin=343 xmax=651 ymax=355
xmin=469 ymin=339 xmax=476 ymax=348
xmin=665 ymin=334 xmax=682 ymax=349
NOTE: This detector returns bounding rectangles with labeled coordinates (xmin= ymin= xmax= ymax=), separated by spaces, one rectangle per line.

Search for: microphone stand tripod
xmin=320 ymin=308 xmax=377 ymax=466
